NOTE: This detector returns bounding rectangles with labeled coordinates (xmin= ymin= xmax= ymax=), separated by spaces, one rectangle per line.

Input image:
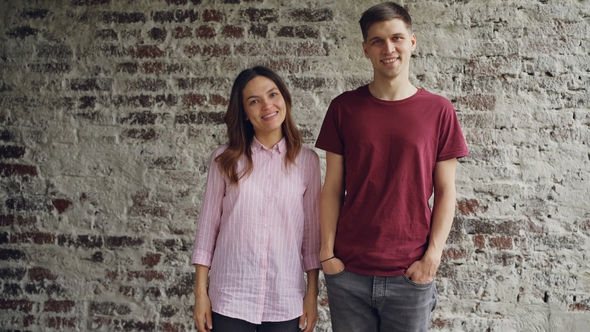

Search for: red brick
xmin=162 ymin=322 xmax=185 ymax=332
xmin=91 ymin=317 xmax=112 ymax=330
xmin=119 ymin=285 xmax=136 ymax=297
xmin=0 ymin=300 xmax=34 ymax=313
xmin=148 ymin=27 xmax=167 ymax=42
xmin=210 ymin=94 xmax=228 ymax=106
xmin=127 ymin=270 xmax=165 ymax=281
xmin=121 ymin=128 xmax=158 ymax=141
xmin=29 ymin=267 xmax=57 ymax=282
xmin=466 ymin=219 xmax=522 ymax=236
xmin=20 ymin=8 xmax=50 ymax=19
xmin=242 ymin=8 xmax=277 ymax=22
xmin=0 ymin=145 xmax=26 ymax=159
xmin=142 ymin=253 xmax=162 ymax=268
xmin=474 ymin=234 xmax=485 ymax=249
xmin=160 ymin=305 xmax=179 ymax=318
xmin=97 ymin=28 xmax=117 ymax=40
xmin=47 ymin=317 xmax=77 ymax=329
xmin=152 ymin=10 xmax=198 ymax=23
xmin=184 ymin=45 xmax=200 ymax=56
xmin=288 ymin=8 xmax=333 ymax=22
xmin=442 ymin=247 xmax=468 ymax=260
xmin=0 ymin=163 xmax=38 ymax=176
xmin=291 ymin=77 xmax=325 ymax=90
xmin=70 ymin=78 xmax=112 ymax=91
xmin=106 ymin=270 xmax=119 ymax=280
xmin=430 ymin=317 xmax=452 ymax=329
xmin=196 ymin=25 xmax=215 ymax=38
xmin=119 ymin=112 xmax=159 ymax=125
xmin=1 ymin=129 xmax=15 ymax=141
xmin=24 ymin=315 xmax=35 ymax=327
xmin=101 ymin=11 xmax=145 ymax=24
xmin=249 ymin=24 xmax=267 ymax=37
xmin=126 ymin=78 xmax=167 ymax=91
xmin=182 ymin=93 xmax=206 ymax=107
xmin=105 ymin=236 xmax=144 ymax=248
xmin=221 ymin=25 xmax=244 ymax=38
xmin=6 ymin=26 xmax=39 ymax=39
xmin=130 ymin=205 xmax=169 ymax=218
xmin=52 ymin=199 xmax=72 ymax=214
xmin=570 ymin=303 xmax=590 ymax=311
xmin=58 ymin=234 xmax=103 ymax=248
xmin=90 ymin=301 xmax=131 ymax=315
xmin=44 ymin=299 xmax=76 ymax=313
xmin=6 ymin=232 xmax=55 ymax=244
xmin=203 ymin=9 xmax=224 ymax=22
xmin=0 ymin=215 xmax=36 ymax=227
xmin=0 ymin=249 xmax=26 ymax=261
xmin=203 ymin=44 xmax=231 ymax=57
xmin=489 ymin=236 xmax=512 ymax=250
xmin=458 ymin=198 xmax=482 ymax=215
xmin=277 ymin=26 xmax=318 ymax=39
xmin=127 ymin=45 xmax=165 ymax=59
xmin=172 ymin=26 xmax=192 ymax=39
xmin=140 ymin=61 xmax=164 ymax=74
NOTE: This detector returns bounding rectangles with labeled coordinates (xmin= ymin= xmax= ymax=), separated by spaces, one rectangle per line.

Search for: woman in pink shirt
xmin=191 ymin=66 xmax=321 ymax=332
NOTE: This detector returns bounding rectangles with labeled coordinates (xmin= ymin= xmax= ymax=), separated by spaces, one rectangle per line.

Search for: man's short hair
xmin=359 ymin=2 xmax=413 ymax=41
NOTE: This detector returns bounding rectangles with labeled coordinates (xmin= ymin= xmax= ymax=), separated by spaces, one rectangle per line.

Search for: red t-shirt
xmin=315 ymin=86 xmax=469 ymax=276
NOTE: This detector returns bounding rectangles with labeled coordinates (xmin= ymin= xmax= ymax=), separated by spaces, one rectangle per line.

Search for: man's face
xmin=362 ymin=19 xmax=416 ymax=82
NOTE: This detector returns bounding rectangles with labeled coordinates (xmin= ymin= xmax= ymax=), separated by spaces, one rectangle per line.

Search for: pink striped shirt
xmin=191 ymin=138 xmax=321 ymax=324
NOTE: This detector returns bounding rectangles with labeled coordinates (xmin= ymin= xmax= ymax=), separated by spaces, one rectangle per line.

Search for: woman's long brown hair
xmin=215 ymin=66 xmax=302 ymax=185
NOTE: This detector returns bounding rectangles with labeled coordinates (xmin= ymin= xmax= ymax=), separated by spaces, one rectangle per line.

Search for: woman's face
xmin=242 ymin=76 xmax=287 ymax=142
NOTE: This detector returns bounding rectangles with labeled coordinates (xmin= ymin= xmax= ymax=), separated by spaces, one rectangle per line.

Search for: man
xmin=315 ymin=2 xmax=469 ymax=332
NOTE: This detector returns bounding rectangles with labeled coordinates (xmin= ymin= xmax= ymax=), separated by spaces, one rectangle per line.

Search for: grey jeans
xmin=325 ymin=270 xmax=438 ymax=332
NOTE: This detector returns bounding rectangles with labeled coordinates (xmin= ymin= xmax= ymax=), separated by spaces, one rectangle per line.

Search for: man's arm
xmin=319 ymin=151 xmax=346 ymax=274
xmin=405 ymin=158 xmax=458 ymax=283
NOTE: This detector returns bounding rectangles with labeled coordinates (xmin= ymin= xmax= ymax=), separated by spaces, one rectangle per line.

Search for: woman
xmin=191 ymin=66 xmax=321 ymax=332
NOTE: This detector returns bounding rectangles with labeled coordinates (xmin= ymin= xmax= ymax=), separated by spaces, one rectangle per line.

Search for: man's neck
xmin=368 ymin=76 xmax=417 ymax=101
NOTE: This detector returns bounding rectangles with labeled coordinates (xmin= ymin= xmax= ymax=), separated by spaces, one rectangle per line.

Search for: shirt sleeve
xmin=191 ymin=147 xmax=226 ymax=266
xmin=436 ymin=100 xmax=469 ymax=162
xmin=315 ymin=100 xmax=344 ymax=155
xmin=300 ymin=149 xmax=321 ymax=271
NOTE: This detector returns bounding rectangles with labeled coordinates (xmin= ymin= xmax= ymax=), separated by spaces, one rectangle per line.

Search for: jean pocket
xmin=323 ymin=270 xmax=346 ymax=278
xmin=402 ymin=275 xmax=434 ymax=288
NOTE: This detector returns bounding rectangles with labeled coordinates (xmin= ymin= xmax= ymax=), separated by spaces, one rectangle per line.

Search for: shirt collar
xmin=251 ymin=136 xmax=286 ymax=155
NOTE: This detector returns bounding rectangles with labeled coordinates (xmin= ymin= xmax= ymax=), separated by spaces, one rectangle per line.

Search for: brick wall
xmin=0 ymin=0 xmax=588 ymax=331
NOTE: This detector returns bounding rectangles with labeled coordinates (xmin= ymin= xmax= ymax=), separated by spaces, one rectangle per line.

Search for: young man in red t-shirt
xmin=315 ymin=2 xmax=469 ymax=331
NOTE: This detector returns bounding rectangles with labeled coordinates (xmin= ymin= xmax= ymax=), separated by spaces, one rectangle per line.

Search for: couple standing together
xmin=191 ymin=2 xmax=469 ymax=332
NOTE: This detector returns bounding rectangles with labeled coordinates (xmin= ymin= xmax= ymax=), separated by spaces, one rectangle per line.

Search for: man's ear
xmin=362 ymin=41 xmax=369 ymax=58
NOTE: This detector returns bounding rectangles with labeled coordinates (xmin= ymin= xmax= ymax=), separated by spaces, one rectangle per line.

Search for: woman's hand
xmin=321 ymin=256 xmax=345 ymax=276
xmin=299 ymin=292 xmax=318 ymax=332
xmin=193 ymin=292 xmax=213 ymax=332
xmin=194 ymin=265 xmax=213 ymax=332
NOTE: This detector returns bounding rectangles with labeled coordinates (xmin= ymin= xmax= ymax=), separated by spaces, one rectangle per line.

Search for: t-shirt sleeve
xmin=315 ymin=100 xmax=344 ymax=155
xmin=436 ymin=100 xmax=469 ymax=162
